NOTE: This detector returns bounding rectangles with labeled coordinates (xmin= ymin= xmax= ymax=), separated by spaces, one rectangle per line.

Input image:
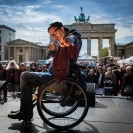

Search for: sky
xmin=0 ymin=0 xmax=133 ymax=56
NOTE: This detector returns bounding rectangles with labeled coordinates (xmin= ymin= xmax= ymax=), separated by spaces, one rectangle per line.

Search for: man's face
xmin=89 ymin=69 xmax=94 ymax=75
xmin=48 ymin=27 xmax=64 ymax=41
xmin=107 ymin=68 xmax=112 ymax=73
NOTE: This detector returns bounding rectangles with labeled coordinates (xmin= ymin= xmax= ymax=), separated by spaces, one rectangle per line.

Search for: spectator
xmin=19 ymin=63 xmax=27 ymax=93
xmin=5 ymin=60 xmax=20 ymax=98
xmin=42 ymin=65 xmax=48 ymax=72
xmin=0 ymin=64 xmax=8 ymax=102
xmin=104 ymin=71 xmax=114 ymax=95
xmin=19 ymin=63 xmax=27 ymax=75
xmin=85 ymin=65 xmax=91 ymax=76
xmin=112 ymin=66 xmax=121 ymax=96
xmin=36 ymin=65 xmax=42 ymax=72
xmin=102 ymin=64 xmax=107 ymax=73
xmin=97 ymin=68 xmax=105 ymax=88
xmin=107 ymin=67 xmax=117 ymax=95
xmin=122 ymin=66 xmax=133 ymax=97
xmin=108 ymin=58 xmax=115 ymax=68
xmin=96 ymin=68 xmax=105 ymax=94
xmin=119 ymin=65 xmax=126 ymax=90
xmin=30 ymin=62 xmax=37 ymax=72
xmin=85 ymin=68 xmax=98 ymax=84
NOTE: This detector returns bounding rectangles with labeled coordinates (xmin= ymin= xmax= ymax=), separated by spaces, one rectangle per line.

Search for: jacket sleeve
xmin=65 ymin=35 xmax=81 ymax=61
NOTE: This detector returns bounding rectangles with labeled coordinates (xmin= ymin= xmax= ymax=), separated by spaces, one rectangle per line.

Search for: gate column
xmin=109 ymin=37 xmax=116 ymax=56
xmin=87 ymin=37 xmax=91 ymax=56
xmin=98 ymin=37 xmax=103 ymax=61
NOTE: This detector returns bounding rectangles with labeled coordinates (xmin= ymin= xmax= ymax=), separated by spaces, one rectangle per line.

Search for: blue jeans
xmin=104 ymin=87 xmax=112 ymax=95
xmin=20 ymin=71 xmax=52 ymax=118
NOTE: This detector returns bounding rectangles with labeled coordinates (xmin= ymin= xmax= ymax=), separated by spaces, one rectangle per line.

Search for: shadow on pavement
xmin=8 ymin=122 xmax=40 ymax=133
xmin=8 ymin=121 xmax=100 ymax=133
xmin=42 ymin=120 xmax=100 ymax=133
xmin=95 ymin=101 xmax=108 ymax=108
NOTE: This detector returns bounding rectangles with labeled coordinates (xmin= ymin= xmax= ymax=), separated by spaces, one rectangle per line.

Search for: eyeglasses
xmin=50 ymin=27 xmax=60 ymax=37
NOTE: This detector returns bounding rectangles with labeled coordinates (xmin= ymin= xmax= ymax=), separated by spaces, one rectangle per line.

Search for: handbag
xmin=124 ymin=85 xmax=133 ymax=95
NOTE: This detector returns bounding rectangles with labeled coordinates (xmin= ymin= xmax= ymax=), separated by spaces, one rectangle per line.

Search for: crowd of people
xmin=79 ymin=58 xmax=133 ymax=97
xmin=0 ymin=59 xmax=52 ymax=102
xmin=0 ymin=57 xmax=133 ymax=103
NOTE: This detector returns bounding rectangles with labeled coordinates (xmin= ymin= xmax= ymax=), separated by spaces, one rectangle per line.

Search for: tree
xmin=102 ymin=47 xmax=109 ymax=57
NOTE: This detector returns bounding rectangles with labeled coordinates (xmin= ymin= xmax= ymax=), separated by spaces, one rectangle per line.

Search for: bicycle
xmin=22 ymin=64 xmax=89 ymax=130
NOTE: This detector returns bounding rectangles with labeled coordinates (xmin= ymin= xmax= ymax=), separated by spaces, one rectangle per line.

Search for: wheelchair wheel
xmin=39 ymin=79 xmax=79 ymax=117
xmin=37 ymin=78 xmax=89 ymax=130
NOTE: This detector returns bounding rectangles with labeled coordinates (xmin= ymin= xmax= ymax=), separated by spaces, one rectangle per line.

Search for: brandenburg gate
xmin=65 ymin=7 xmax=117 ymax=60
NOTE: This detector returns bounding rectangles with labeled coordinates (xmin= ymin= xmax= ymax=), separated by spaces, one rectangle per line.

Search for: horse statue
xmin=86 ymin=15 xmax=90 ymax=22
xmin=74 ymin=16 xmax=78 ymax=23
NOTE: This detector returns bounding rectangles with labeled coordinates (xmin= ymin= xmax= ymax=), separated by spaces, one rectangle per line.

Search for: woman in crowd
xmin=85 ymin=68 xmax=98 ymax=84
xmin=30 ymin=62 xmax=37 ymax=72
xmin=5 ymin=60 xmax=20 ymax=98
xmin=122 ymin=66 xmax=133 ymax=97
xmin=104 ymin=71 xmax=114 ymax=95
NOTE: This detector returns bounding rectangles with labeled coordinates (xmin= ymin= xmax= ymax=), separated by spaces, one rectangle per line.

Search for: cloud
xmin=0 ymin=3 xmax=63 ymax=44
xmin=0 ymin=0 xmax=39 ymax=5
xmin=0 ymin=4 xmax=61 ymax=24
xmin=0 ymin=0 xmax=133 ymax=56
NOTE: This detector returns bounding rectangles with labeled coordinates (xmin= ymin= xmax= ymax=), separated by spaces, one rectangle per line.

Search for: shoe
xmin=10 ymin=110 xmax=20 ymax=114
xmin=8 ymin=111 xmax=23 ymax=120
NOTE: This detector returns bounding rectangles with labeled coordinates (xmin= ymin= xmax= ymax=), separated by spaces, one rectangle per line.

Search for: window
xmin=0 ymin=30 xmax=1 ymax=34
xmin=0 ymin=37 xmax=1 ymax=43
xmin=9 ymin=38 xmax=11 ymax=41
xmin=19 ymin=49 xmax=22 ymax=53
xmin=0 ymin=45 xmax=1 ymax=51
xmin=9 ymin=33 xmax=11 ymax=36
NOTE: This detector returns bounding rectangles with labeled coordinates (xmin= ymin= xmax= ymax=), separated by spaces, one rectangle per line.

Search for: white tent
xmin=77 ymin=53 xmax=96 ymax=63
xmin=124 ymin=56 xmax=133 ymax=64
xmin=45 ymin=53 xmax=96 ymax=64
xmin=117 ymin=56 xmax=133 ymax=66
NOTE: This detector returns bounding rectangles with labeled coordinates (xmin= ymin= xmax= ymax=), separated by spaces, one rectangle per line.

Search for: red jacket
xmin=53 ymin=28 xmax=82 ymax=83
xmin=6 ymin=69 xmax=20 ymax=83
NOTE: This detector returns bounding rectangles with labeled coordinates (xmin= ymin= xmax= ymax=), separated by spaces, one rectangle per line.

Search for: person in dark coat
xmin=104 ymin=71 xmax=114 ymax=95
xmin=97 ymin=68 xmax=105 ymax=88
xmin=112 ymin=66 xmax=121 ymax=96
xmin=5 ymin=60 xmax=20 ymax=98
xmin=119 ymin=65 xmax=126 ymax=90
xmin=108 ymin=58 xmax=115 ymax=68
xmin=85 ymin=68 xmax=98 ymax=84
xmin=106 ymin=67 xmax=117 ymax=95
xmin=122 ymin=66 xmax=133 ymax=97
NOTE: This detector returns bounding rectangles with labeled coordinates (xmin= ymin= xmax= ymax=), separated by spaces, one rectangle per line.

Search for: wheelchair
xmin=22 ymin=64 xmax=89 ymax=130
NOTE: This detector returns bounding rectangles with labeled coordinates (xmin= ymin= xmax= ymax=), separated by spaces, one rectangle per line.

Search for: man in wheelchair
xmin=8 ymin=22 xmax=82 ymax=120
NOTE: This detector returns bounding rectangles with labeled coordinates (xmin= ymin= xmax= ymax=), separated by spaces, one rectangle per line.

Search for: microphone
xmin=47 ymin=38 xmax=58 ymax=59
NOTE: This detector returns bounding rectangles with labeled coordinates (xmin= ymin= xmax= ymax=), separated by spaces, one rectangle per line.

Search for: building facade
xmin=0 ymin=25 xmax=15 ymax=60
xmin=7 ymin=39 xmax=48 ymax=63
xmin=116 ymin=41 xmax=133 ymax=59
xmin=65 ymin=23 xmax=117 ymax=60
